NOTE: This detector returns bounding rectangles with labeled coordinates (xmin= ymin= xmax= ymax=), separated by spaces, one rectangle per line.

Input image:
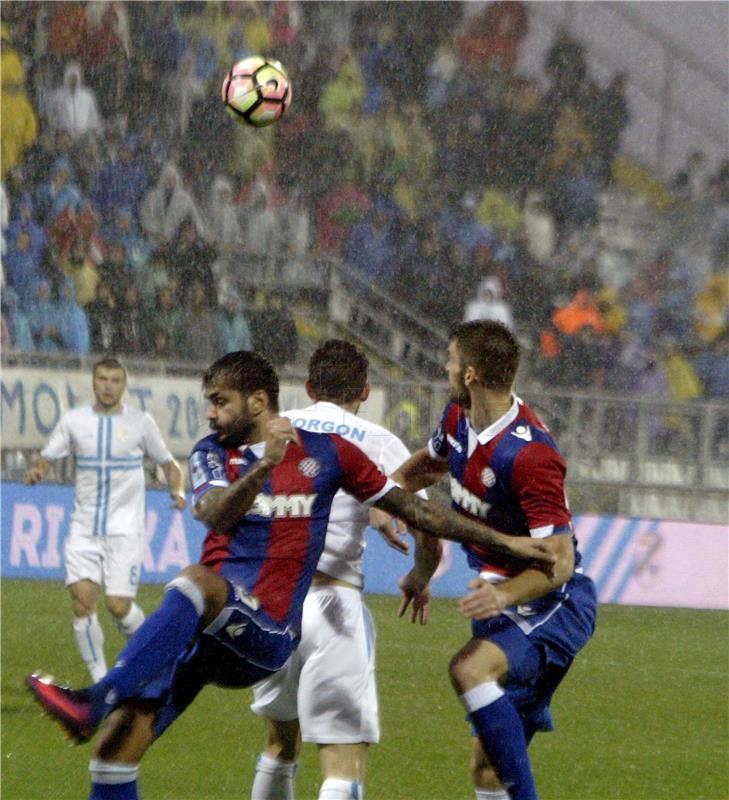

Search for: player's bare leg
xmin=252 ymin=719 xmax=300 ymax=799
xmin=450 ymin=639 xmax=538 ymax=800
xmin=70 ymin=579 xmax=107 ymax=681
xmin=471 ymin=739 xmax=509 ymax=800
xmin=106 ymin=595 xmax=145 ymax=639
xmin=88 ymin=701 xmax=158 ymax=797
xmin=318 ymin=743 xmax=367 ymax=799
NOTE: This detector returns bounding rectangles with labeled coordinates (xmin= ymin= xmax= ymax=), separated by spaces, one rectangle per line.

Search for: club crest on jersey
xmin=511 ymin=425 xmax=532 ymax=442
xmin=298 ymin=457 xmax=321 ymax=478
xmin=480 ymin=467 xmax=496 ymax=487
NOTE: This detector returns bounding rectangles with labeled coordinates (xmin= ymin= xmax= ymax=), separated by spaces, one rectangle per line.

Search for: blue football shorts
xmin=470 ymin=571 xmax=597 ymax=741
xmin=137 ymin=578 xmax=299 ymax=739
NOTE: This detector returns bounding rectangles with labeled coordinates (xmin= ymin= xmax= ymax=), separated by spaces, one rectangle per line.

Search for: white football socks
xmin=115 ymin=602 xmax=145 ymax=638
xmin=319 ymin=778 xmax=363 ymax=800
xmin=73 ymin=613 xmax=107 ymax=681
xmin=475 ymin=789 xmax=509 ymax=800
xmin=251 ymin=753 xmax=297 ymax=800
xmin=89 ymin=759 xmax=139 ymax=785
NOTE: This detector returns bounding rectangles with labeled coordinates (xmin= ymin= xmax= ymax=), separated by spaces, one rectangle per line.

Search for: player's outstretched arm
xmin=162 ymin=458 xmax=188 ymax=509
xmin=391 ymin=447 xmax=449 ymax=492
xmin=193 ymin=417 xmax=300 ymax=531
xmin=23 ymin=456 xmax=52 ymax=485
xmin=375 ymin=487 xmax=556 ymax=570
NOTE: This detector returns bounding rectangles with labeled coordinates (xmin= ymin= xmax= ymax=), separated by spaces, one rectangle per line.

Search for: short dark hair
xmin=203 ymin=350 xmax=279 ymax=411
xmin=450 ymin=320 xmax=520 ymax=388
xmin=93 ymin=357 xmax=126 ymax=378
xmin=308 ymin=339 xmax=368 ymax=403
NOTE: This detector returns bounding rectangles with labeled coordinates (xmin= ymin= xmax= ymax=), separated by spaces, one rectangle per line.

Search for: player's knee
xmin=449 ymin=652 xmax=482 ymax=692
xmin=105 ymin=596 xmax=132 ymax=619
xmin=71 ymin=597 xmax=96 ymax=617
xmin=178 ymin=565 xmax=228 ymax=619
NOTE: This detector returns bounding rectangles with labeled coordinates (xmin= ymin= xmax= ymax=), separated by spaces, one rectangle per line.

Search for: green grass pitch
xmin=2 ymin=579 xmax=727 ymax=799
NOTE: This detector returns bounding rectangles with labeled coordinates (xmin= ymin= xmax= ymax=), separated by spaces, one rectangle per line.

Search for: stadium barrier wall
xmin=0 ymin=366 xmax=386 ymax=457
xmin=2 ymin=483 xmax=726 ymax=610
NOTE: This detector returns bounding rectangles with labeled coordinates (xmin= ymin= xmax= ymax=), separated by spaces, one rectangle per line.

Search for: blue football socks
xmin=463 ymin=682 xmax=538 ymax=800
xmin=89 ymin=780 xmax=138 ymax=800
xmin=89 ymin=760 xmax=140 ymax=800
xmin=90 ymin=578 xmax=205 ymax=714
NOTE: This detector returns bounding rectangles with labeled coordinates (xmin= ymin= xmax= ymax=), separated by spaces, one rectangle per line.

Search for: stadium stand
xmin=2 ymin=2 xmax=727 ymax=523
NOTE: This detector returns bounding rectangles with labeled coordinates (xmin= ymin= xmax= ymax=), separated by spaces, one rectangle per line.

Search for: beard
xmin=212 ymin=415 xmax=255 ymax=448
xmin=449 ymin=372 xmax=470 ymax=408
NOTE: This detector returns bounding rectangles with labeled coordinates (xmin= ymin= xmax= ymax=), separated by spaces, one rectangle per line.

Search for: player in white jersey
xmin=250 ymin=340 xmax=440 ymax=800
xmin=24 ymin=357 xmax=186 ymax=681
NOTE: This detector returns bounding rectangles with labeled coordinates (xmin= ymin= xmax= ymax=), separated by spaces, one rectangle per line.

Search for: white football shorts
xmin=64 ymin=522 xmax=144 ymax=597
xmin=251 ymin=584 xmax=380 ymax=744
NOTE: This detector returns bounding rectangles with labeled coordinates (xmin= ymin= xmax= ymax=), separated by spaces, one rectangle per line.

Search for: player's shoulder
xmin=191 ymin=432 xmax=223 ymax=454
xmin=512 ymin=398 xmax=557 ymax=445
xmin=122 ymin=404 xmax=152 ymax=423
xmin=63 ymin=404 xmax=95 ymax=423
xmin=492 ymin=399 xmax=564 ymax=471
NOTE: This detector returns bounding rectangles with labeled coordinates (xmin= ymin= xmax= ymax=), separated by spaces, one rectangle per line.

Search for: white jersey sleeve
xmin=41 ymin=413 xmax=74 ymax=461
xmin=140 ymin=412 xmax=174 ymax=465
xmin=284 ymin=402 xmax=421 ymax=588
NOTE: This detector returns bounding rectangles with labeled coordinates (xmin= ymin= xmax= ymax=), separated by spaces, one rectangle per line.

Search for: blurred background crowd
xmin=1 ymin=1 xmax=728 ymax=402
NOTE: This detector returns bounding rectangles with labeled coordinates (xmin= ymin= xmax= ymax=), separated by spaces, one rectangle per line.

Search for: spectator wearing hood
xmin=47 ymin=61 xmax=104 ymax=140
xmin=345 ymin=199 xmax=399 ymax=286
xmin=216 ymin=291 xmax=253 ymax=353
xmin=27 ymin=280 xmax=63 ymax=352
xmin=140 ymin=162 xmax=205 ymax=247
xmin=34 ymin=156 xmax=84 ymax=225
xmin=56 ymin=279 xmax=90 ymax=354
xmin=59 ymin=238 xmax=100 ymax=307
xmin=1 ymin=45 xmax=38 ymax=180
xmin=162 ymin=219 xmax=217 ymax=302
xmin=102 ymin=207 xmax=151 ymax=273
xmin=205 ymin=175 xmax=243 ymax=254
xmin=1 ymin=286 xmax=34 ymax=351
xmin=8 ymin=194 xmax=45 ymax=260
xmin=4 ymin=221 xmax=44 ymax=309
xmin=91 ymin=137 xmax=149 ymax=225
xmin=183 ymin=280 xmax=221 ymax=363
xmin=463 ymin=275 xmax=515 ymax=330
xmin=439 ymin=191 xmax=495 ymax=263
xmin=319 ymin=49 xmax=365 ymax=131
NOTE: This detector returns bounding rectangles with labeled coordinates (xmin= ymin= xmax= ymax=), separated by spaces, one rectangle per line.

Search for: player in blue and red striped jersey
xmin=27 ymin=350 xmax=555 ymax=800
xmin=396 ymin=321 xmax=597 ymax=800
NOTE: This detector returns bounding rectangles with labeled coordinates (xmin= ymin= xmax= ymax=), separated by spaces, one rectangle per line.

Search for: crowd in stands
xmin=1 ymin=1 xmax=728 ymax=408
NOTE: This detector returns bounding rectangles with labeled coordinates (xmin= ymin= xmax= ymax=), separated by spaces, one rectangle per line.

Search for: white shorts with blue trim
xmin=251 ymin=584 xmax=380 ymax=744
xmin=64 ymin=523 xmax=144 ymax=597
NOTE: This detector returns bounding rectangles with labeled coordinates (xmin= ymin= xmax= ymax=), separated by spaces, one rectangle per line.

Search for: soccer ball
xmin=221 ymin=56 xmax=292 ymax=127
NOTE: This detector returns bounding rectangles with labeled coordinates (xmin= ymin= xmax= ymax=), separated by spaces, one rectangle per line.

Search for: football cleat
xmin=26 ymin=673 xmax=98 ymax=744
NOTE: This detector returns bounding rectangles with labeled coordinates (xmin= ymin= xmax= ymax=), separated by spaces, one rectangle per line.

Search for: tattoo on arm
xmin=195 ymin=459 xmax=274 ymax=531
xmin=376 ymin=487 xmax=516 ymax=559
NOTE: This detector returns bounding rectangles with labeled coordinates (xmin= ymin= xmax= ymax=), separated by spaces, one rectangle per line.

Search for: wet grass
xmin=2 ymin=579 xmax=727 ymax=799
